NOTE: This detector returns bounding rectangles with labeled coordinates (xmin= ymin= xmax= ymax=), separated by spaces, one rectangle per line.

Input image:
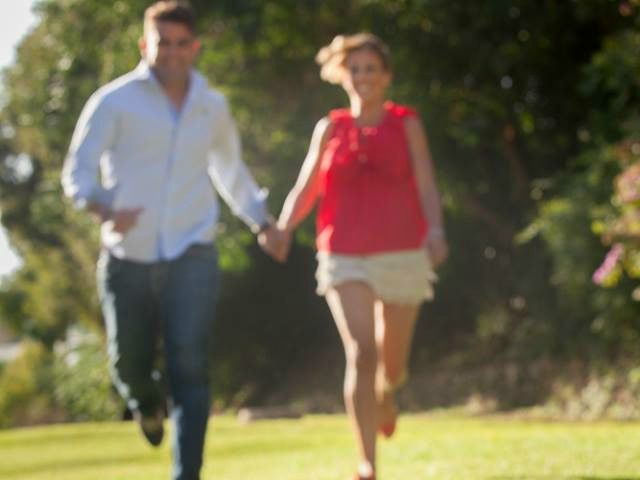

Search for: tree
xmin=1 ymin=0 xmax=639 ymax=411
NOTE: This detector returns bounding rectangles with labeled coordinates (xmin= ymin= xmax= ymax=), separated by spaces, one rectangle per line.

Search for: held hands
xmin=425 ymin=227 xmax=449 ymax=268
xmin=258 ymin=224 xmax=292 ymax=263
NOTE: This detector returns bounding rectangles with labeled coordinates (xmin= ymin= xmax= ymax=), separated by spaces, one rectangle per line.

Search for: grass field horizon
xmin=2 ymin=412 xmax=640 ymax=479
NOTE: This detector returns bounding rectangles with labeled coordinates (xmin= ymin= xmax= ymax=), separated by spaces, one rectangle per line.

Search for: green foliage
xmin=548 ymin=364 xmax=640 ymax=420
xmin=0 ymin=341 xmax=55 ymax=428
xmin=2 ymin=0 xmax=640 ymax=415
xmin=523 ymin=26 xmax=640 ymax=356
xmin=0 ymin=330 xmax=121 ymax=427
xmin=212 ymin=243 xmax=331 ymax=406
xmin=51 ymin=329 xmax=120 ymax=422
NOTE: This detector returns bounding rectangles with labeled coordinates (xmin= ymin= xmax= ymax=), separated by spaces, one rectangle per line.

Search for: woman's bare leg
xmin=326 ymin=281 xmax=378 ymax=477
xmin=375 ymin=302 xmax=420 ymax=433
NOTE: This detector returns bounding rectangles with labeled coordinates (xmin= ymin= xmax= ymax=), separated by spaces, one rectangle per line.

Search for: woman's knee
xmin=383 ymin=367 xmax=408 ymax=391
xmin=346 ymin=342 xmax=377 ymax=373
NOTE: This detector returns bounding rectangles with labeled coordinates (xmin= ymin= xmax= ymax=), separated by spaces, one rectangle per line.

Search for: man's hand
xmin=88 ymin=202 xmax=144 ymax=235
xmin=108 ymin=208 xmax=144 ymax=235
xmin=258 ymin=225 xmax=291 ymax=263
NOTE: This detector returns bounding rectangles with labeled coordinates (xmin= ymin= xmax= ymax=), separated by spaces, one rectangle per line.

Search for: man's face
xmin=139 ymin=20 xmax=200 ymax=84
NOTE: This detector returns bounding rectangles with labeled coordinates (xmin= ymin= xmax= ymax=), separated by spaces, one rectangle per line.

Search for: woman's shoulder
xmin=327 ymin=107 xmax=352 ymax=122
xmin=385 ymin=101 xmax=418 ymax=119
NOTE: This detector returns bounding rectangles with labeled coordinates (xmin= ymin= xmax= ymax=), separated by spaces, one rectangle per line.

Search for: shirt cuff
xmin=239 ymin=188 xmax=270 ymax=234
xmin=72 ymin=185 xmax=116 ymax=211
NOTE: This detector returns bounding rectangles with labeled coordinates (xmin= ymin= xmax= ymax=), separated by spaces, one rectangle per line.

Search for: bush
xmin=0 ymin=340 xmax=57 ymax=428
xmin=0 ymin=329 xmax=121 ymax=428
xmin=51 ymin=328 xmax=121 ymax=422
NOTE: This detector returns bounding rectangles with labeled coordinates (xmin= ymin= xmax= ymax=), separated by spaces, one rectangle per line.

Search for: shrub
xmin=51 ymin=328 xmax=120 ymax=422
xmin=0 ymin=340 xmax=57 ymax=428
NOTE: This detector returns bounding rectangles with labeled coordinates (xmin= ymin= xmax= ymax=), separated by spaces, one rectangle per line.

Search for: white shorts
xmin=315 ymin=249 xmax=437 ymax=305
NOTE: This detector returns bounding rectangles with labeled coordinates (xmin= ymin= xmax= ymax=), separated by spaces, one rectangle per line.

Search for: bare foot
xmin=377 ymin=390 xmax=398 ymax=438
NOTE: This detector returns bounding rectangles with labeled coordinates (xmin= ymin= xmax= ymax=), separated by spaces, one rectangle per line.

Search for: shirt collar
xmin=132 ymin=60 xmax=207 ymax=93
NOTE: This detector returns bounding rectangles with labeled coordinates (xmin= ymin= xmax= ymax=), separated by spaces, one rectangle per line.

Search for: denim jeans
xmin=97 ymin=243 xmax=218 ymax=480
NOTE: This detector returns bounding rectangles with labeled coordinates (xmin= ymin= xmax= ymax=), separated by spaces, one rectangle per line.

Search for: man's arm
xmin=207 ymin=97 xmax=276 ymax=238
xmin=61 ymin=92 xmax=116 ymax=210
xmin=207 ymin=98 xmax=291 ymax=261
xmin=62 ymin=93 xmax=143 ymax=234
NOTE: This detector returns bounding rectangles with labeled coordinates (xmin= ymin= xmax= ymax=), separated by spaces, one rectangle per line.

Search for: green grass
xmin=1 ymin=412 xmax=640 ymax=479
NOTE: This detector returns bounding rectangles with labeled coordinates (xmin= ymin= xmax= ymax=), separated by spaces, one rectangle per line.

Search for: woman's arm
xmin=277 ymin=117 xmax=332 ymax=233
xmin=404 ymin=115 xmax=449 ymax=267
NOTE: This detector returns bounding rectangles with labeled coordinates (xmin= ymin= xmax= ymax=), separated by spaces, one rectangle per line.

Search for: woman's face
xmin=342 ymin=48 xmax=391 ymax=103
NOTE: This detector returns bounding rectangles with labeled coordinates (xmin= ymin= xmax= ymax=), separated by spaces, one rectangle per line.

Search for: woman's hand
xmin=425 ymin=229 xmax=449 ymax=268
xmin=258 ymin=225 xmax=292 ymax=263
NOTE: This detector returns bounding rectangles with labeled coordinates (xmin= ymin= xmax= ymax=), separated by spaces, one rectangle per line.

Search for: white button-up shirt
xmin=62 ymin=62 xmax=268 ymax=262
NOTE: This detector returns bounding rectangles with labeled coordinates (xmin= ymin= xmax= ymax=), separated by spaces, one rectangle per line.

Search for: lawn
xmin=1 ymin=412 xmax=640 ymax=479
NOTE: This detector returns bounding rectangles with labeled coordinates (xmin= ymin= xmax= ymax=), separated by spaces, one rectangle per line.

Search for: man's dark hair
xmin=144 ymin=1 xmax=196 ymax=34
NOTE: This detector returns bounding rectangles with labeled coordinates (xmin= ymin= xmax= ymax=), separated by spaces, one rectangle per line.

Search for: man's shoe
xmin=133 ymin=408 xmax=164 ymax=447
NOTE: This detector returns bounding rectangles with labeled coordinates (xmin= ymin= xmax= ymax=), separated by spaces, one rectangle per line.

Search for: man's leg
xmin=97 ymin=252 xmax=165 ymax=431
xmin=163 ymin=244 xmax=218 ymax=480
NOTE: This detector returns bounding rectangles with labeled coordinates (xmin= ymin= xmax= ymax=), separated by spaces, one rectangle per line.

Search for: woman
xmin=276 ymin=33 xmax=448 ymax=480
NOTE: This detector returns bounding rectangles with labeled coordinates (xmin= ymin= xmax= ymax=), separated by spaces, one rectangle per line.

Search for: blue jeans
xmin=97 ymin=243 xmax=218 ymax=480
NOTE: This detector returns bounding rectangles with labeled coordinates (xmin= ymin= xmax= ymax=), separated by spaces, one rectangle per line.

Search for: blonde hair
xmin=315 ymin=33 xmax=391 ymax=84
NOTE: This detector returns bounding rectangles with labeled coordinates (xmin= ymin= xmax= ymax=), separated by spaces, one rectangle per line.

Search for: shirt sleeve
xmin=207 ymin=97 xmax=269 ymax=233
xmin=61 ymin=91 xmax=117 ymax=209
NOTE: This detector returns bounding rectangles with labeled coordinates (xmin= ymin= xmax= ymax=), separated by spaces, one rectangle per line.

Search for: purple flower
xmin=593 ymin=243 xmax=624 ymax=285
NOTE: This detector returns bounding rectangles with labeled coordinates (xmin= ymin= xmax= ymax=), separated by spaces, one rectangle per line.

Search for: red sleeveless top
xmin=316 ymin=101 xmax=428 ymax=254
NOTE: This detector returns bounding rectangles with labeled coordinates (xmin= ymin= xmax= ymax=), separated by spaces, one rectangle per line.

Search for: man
xmin=61 ymin=2 xmax=283 ymax=479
